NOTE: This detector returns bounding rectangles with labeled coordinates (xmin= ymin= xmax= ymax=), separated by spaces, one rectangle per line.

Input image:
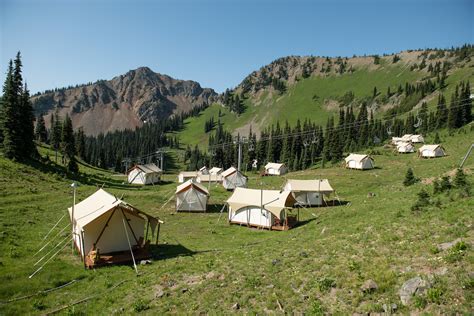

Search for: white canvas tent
xmin=178 ymin=171 xmax=199 ymax=183
xmin=68 ymin=189 xmax=160 ymax=267
xmin=410 ymin=134 xmax=424 ymax=143
xmin=221 ymin=167 xmax=247 ymax=190
xmin=397 ymin=142 xmax=415 ymax=153
xmin=196 ymin=173 xmax=223 ymax=183
xmin=175 ymin=179 xmax=209 ymax=212
xmin=265 ymin=162 xmax=288 ymax=175
xmin=418 ymin=144 xmax=445 ymax=158
xmin=344 ymin=154 xmax=374 ymax=170
xmin=283 ymin=179 xmax=334 ymax=206
xmin=227 ymin=188 xmax=296 ymax=230
xmin=209 ymin=167 xmax=223 ymax=175
xmin=128 ymin=163 xmax=162 ymax=185
xmin=199 ymin=166 xmax=209 ymax=175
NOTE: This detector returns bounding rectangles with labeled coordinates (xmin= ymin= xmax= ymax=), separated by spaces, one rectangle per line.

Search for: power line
xmin=207 ymin=99 xmax=473 ymax=151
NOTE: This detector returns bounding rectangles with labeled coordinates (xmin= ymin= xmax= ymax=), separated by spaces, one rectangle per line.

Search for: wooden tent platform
xmin=85 ymin=247 xmax=151 ymax=269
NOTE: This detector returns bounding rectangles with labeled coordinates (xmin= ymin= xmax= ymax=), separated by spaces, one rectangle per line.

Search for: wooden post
xmin=81 ymin=230 xmax=87 ymax=269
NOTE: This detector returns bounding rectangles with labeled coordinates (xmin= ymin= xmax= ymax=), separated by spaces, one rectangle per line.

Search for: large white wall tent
xmin=418 ymin=144 xmax=445 ymax=158
xmin=221 ymin=167 xmax=247 ymax=190
xmin=410 ymin=135 xmax=424 ymax=143
xmin=344 ymin=154 xmax=374 ymax=170
xmin=227 ymin=188 xmax=296 ymax=230
xmin=283 ymin=179 xmax=334 ymax=206
xmin=397 ymin=142 xmax=415 ymax=153
xmin=128 ymin=163 xmax=162 ymax=185
xmin=392 ymin=134 xmax=424 ymax=145
xmin=264 ymin=162 xmax=288 ymax=176
xmin=178 ymin=171 xmax=199 ymax=183
xmin=68 ymin=189 xmax=160 ymax=268
xmin=175 ymin=179 xmax=210 ymax=212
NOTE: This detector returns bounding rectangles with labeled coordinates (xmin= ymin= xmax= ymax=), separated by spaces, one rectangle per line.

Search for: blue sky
xmin=1 ymin=0 xmax=472 ymax=94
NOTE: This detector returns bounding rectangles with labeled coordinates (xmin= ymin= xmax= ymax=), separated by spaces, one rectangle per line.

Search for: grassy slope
xmin=0 ymin=128 xmax=473 ymax=314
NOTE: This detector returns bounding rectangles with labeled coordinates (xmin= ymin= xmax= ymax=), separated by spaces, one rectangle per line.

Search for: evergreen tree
xmin=435 ymin=94 xmax=448 ymax=129
xmin=35 ymin=113 xmax=47 ymax=142
xmin=75 ymin=128 xmax=86 ymax=159
xmin=461 ymin=81 xmax=472 ymax=124
xmin=61 ymin=114 xmax=78 ymax=172
xmin=434 ymin=132 xmax=441 ymax=144
xmin=19 ymin=83 xmax=37 ymax=157
xmin=403 ymin=167 xmax=417 ymax=186
xmin=0 ymin=60 xmax=22 ymax=159
xmin=453 ymin=168 xmax=468 ymax=189
xmin=50 ymin=110 xmax=62 ymax=162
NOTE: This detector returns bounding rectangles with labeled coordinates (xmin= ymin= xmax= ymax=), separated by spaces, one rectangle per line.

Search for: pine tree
xmin=461 ymin=81 xmax=472 ymax=125
xmin=403 ymin=167 xmax=417 ymax=186
xmin=75 ymin=128 xmax=86 ymax=159
xmin=453 ymin=168 xmax=468 ymax=189
xmin=19 ymin=83 xmax=37 ymax=157
xmin=0 ymin=60 xmax=22 ymax=159
xmin=35 ymin=114 xmax=47 ymax=142
xmin=435 ymin=94 xmax=448 ymax=129
xmin=434 ymin=132 xmax=441 ymax=144
xmin=50 ymin=110 xmax=62 ymax=163
xmin=61 ymin=114 xmax=77 ymax=172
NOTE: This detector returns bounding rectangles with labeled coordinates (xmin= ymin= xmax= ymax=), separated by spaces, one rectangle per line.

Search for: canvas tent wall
xmin=283 ymin=179 xmax=334 ymax=206
xmin=175 ymin=180 xmax=209 ymax=212
xmin=178 ymin=171 xmax=199 ymax=183
xmin=226 ymin=188 xmax=295 ymax=229
xmin=68 ymin=189 xmax=159 ymax=259
xmin=418 ymin=144 xmax=445 ymax=158
xmin=209 ymin=167 xmax=223 ymax=175
xmin=265 ymin=162 xmax=288 ymax=175
xmin=344 ymin=154 xmax=374 ymax=170
xmin=397 ymin=142 xmax=415 ymax=153
xmin=199 ymin=166 xmax=209 ymax=175
xmin=128 ymin=163 xmax=162 ymax=185
xmin=221 ymin=167 xmax=247 ymax=190
xmin=196 ymin=173 xmax=223 ymax=183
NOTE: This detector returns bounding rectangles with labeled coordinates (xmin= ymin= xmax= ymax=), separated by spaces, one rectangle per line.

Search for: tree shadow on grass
xmin=150 ymin=243 xmax=196 ymax=260
xmin=206 ymin=203 xmax=227 ymax=213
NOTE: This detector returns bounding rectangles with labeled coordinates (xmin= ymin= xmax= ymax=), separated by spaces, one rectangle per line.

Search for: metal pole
xmin=71 ymin=182 xmax=77 ymax=254
xmin=238 ymin=137 xmax=242 ymax=172
xmin=160 ymin=151 xmax=164 ymax=171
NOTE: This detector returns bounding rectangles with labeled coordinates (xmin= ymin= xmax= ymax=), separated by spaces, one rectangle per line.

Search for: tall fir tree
xmin=35 ymin=114 xmax=48 ymax=142
xmin=435 ymin=94 xmax=448 ymax=129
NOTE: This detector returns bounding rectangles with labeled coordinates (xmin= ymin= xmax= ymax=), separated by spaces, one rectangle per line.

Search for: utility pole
xmin=122 ymin=158 xmax=131 ymax=175
xmin=234 ymin=136 xmax=246 ymax=172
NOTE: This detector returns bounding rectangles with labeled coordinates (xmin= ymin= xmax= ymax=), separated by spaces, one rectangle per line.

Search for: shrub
xmin=310 ymin=299 xmax=326 ymax=315
xmin=317 ymin=277 xmax=336 ymax=292
xmin=411 ymin=189 xmax=431 ymax=212
xmin=132 ymin=299 xmax=149 ymax=312
xmin=440 ymin=176 xmax=452 ymax=192
xmin=33 ymin=300 xmax=46 ymax=311
xmin=445 ymin=241 xmax=468 ymax=263
xmin=427 ymin=287 xmax=444 ymax=304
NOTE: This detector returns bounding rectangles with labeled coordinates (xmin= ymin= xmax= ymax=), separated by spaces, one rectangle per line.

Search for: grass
xmin=174 ymin=60 xmax=473 ymax=150
xmin=0 ymin=127 xmax=473 ymax=314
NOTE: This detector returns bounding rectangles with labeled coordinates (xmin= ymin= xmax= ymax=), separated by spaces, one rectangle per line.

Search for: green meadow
xmin=0 ymin=127 xmax=472 ymax=314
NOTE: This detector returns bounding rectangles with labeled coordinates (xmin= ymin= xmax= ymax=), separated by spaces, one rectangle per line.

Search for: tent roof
xmin=419 ymin=144 xmax=442 ymax=151
xmin=226 ymin=188 xmax=295 ymax=219
xmin=285 ymin=179 xmax=334 ymax=193
xmin=68 ymin=189 xmax=157 ymax=228
xmin=265 ymin=162 xmax=285 ymax=170
xmin=199 ymin=166 xmax=208 ymax=171
xmin=176 ymin=179 xmax=209 ymax=195
xmin=344 ymin=153 xmax=372 ymax=163
xmin=179 ymin=171 xmax=199 ymax=177
xmin=129 ymin=163 xmax=162 ymax=174
xmin=209 ymin=167 xmax=223 ymax=174
xmin=397 ymin=142 xmax=413 ymax=148
xmin=221 ymin=166 xmax=237 ymax=177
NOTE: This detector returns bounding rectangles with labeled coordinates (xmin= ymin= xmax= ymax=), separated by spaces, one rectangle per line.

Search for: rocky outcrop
xmin=31 ymin=67 xmax=217 ymax=135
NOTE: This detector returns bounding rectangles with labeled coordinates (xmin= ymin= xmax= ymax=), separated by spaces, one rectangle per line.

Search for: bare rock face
xmin=31 ymin=67 xmax=217 ymax=135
